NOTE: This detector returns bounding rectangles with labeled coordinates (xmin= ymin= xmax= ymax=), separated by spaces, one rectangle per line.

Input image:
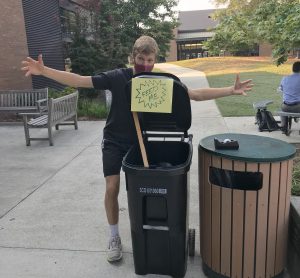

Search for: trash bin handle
xmin=209 ymin=166 xmax=263 ymax=191
xmin=143 ymin=225 xmax=169 ymax=231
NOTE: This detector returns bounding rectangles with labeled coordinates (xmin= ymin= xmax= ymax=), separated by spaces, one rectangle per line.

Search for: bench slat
xmin=28 ymin=115 xmax=48 ymax=127
xmin=0 ymin=107 xmax=38 ymax=111
xmin=275 ymin=111 xmax=300 ymax=117
xmin=0 ymin=89 xmax=48 ymax=112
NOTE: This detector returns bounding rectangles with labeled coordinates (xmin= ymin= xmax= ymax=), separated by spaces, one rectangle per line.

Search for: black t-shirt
xmin=92 ymin=68 xmax=137 ymax=143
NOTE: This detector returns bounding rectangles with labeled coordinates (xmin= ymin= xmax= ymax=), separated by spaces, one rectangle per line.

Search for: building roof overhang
xmin=176 ymin=31 xmax=215 ymax=42
xmin=178 ymin=9 xmax=219 ymax=31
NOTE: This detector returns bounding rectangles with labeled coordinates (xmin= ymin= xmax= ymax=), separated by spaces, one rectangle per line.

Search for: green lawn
xmin=209 ymin=72 xmax=282 ymax=116
xmin=170 ymin=57 xmax=294 ymax=116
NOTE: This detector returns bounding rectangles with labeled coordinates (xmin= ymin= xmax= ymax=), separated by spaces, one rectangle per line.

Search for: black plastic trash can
xmin=122 ymin=72 xmax=194 ymax=277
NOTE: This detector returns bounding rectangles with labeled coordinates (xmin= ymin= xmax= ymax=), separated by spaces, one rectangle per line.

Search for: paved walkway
xmin=0 ymin=63 xmax=295 ymax=278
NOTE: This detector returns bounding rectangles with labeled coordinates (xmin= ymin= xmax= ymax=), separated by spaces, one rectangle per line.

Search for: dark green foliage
xmin=205 ymin=12 xmax=258 ymax=57
xmin=48 ymin=87 xmax=108 ymax=119
xmin=68 ymin=36 xmax=106 ymax=75
xmin=66 ymin=0 xmax=179 ymax=75
xmin=48 ymin=87 xmax=77 ymax=98
xmin=292 ymin=161 xmax=300 ymax=196
xmin=207 ymin=0 xmax=300 ymax=65
xmin=77 ymin=98 xmax=108 ymax=119
xmin=119 ymin=0 xmax=179 ymax=58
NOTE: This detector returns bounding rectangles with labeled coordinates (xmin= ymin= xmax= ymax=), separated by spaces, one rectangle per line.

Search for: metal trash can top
xmin=199 ymin=133 xmax=296 ymax=163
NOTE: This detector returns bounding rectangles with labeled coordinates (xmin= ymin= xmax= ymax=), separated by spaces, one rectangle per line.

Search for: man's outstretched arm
xmin=21 ymin=54 xmax=93 ymax=88
xmin=188 ymin=74 xmax=253 ymax=101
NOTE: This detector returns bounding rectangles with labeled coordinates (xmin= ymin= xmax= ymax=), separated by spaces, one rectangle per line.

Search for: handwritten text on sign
xmin=131 ymin=78 xmax=173 ymax=113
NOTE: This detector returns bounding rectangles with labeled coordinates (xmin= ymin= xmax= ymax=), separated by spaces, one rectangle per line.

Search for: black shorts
xmin=101 ymin=138 xmax=133 ymax=177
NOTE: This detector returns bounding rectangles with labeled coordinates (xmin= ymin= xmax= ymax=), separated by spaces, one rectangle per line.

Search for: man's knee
xmin=105 ymin=175 xmax=120 ymax=198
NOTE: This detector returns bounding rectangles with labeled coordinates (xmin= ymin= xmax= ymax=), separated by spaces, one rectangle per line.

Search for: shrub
xmin=48 ymin=87 xmax=77 ymax=98
xmin=48 ymin=87 xmax=108 ymax=119
xmin=292 ymin=162 xmax=300 ymax=196
xmin=77 ymin=98 xmax=108 ymax=119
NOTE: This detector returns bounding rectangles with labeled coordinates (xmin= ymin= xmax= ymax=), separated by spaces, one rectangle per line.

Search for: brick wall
xmin=0 ymin=0 xmax=32 ymax=90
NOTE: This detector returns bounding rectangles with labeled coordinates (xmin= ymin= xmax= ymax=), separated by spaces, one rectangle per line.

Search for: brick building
xmin=0 ymin=1 xmax=32 ymax=90
xmin=166 ymin=9 xmax=219 ymax=62
xmin=0 ymin=0 xmax=88 ymax=90
xmin=166 ymin=9 xmax=273 ymax=62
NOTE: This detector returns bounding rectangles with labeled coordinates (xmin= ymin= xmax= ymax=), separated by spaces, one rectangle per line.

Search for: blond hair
xmin=132 ymin=36 xmax=159 ymax=59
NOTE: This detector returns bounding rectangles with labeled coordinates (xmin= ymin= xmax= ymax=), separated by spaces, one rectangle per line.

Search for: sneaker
xmin=107 ymin=235 xmax=122 ymax=262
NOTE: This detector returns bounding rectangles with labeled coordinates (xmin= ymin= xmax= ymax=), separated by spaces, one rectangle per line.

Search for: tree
xmin=204 ymin=12 xmax=258 ymax=56
xmin=67 ymin=0 xmax=179 ymax=74
xmin=94 ymin=0 xmax=131 ymax=70
xmin=209 ymin=0 xmax=300 ymax=64
xmin=254 ymin=0 xmax=300 ymax=64
xmin=119 ymin=0 xmax=179 ymax=59
xmin=68 ymin=36 xmax=105 ymax=75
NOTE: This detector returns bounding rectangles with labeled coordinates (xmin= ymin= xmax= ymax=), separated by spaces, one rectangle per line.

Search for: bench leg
xmin=48 ymin=125 xmax=54 ymax=146
xmin=287 ymin=117 xmax=292 ymax=136
xmin=74 ymin=114 xmax=78 ymax=130
xmin=22 ymin=115 xmax=31 ymax=146
xmin=283 ymin=117 xmax=292 ymax=136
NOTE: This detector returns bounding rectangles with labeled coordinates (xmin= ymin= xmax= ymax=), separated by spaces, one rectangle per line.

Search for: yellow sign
xmin=131 ymin=78 xmax=173 ymax=113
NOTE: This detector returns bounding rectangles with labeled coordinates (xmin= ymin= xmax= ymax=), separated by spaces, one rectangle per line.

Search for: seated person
xmin=280 ymin=61 xmax=300 ymax=129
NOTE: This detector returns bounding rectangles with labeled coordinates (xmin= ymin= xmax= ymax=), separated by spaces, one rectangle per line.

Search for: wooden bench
xmin=253 ymin=99 xmax=300 ymax=135
xmin=274 ymin=110 xmax=300 ymax=135
xmin=0 ymin=88 xmax=48 ymax=113
xmin=21 ymin=91 xmax=79 ymax=146
xmin=274 ymin=87 xmax=300 ymax=135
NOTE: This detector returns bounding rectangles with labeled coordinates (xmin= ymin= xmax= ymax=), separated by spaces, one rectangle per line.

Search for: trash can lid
xmin=199 ymin=133 xmax=296 ymax=162
xmin=125 ymin=72 xmax=191 ymax=133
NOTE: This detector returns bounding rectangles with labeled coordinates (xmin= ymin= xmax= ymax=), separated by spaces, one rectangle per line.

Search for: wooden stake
xmin=132 ymin=112 xmax=149 ymax=167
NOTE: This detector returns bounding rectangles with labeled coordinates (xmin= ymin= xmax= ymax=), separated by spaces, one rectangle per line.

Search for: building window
xmin=60 ymin=8 xmax=76 ymax=40
xmin=177 ymin=41 xmax=208 ymax=60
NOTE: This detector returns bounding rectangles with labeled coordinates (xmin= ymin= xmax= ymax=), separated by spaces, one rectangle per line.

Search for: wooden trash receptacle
xmin=199 ymin=133 xmax=296 ymax=278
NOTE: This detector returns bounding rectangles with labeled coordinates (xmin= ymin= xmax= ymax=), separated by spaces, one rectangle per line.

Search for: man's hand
xmin=21 ymin=54 xmax=45 ymax=77
xmin=232 ymin=74 xmax=253 ymax=96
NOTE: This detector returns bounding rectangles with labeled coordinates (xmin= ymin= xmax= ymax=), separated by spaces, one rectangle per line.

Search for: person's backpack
xmin=255 ymin=108 xmax=281 ymax=132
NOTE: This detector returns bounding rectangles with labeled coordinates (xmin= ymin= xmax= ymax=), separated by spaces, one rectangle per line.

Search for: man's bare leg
xmin=105 ymin=174 xmax=122 ymax=262
xmin=105 ymin=174 xmax=120 ymax=225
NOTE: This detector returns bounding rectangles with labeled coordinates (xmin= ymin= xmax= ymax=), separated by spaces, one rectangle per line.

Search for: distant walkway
xmin=155 ymin=62 xmax=210 ymax=89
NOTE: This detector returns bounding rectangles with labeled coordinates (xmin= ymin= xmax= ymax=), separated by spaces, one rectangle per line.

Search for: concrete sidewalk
xmin=0 ymin=124 xmax=203 ymax=278
xmin=0 ymin=63 xmax=296 ymax=278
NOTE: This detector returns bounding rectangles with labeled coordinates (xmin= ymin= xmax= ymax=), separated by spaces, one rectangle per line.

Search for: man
xmin=21 ymin=35 xmax=253 ymax=262
xmin=280 ymin=61 xmax=300 ymax=130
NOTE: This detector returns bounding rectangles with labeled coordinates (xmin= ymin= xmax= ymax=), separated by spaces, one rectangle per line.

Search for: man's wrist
xmin=41 ymin=66 xmax=47 ymax=76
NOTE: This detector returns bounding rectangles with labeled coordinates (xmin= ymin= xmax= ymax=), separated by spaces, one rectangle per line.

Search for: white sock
xmin=109 ymin=224 xmax=119 ymax=238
